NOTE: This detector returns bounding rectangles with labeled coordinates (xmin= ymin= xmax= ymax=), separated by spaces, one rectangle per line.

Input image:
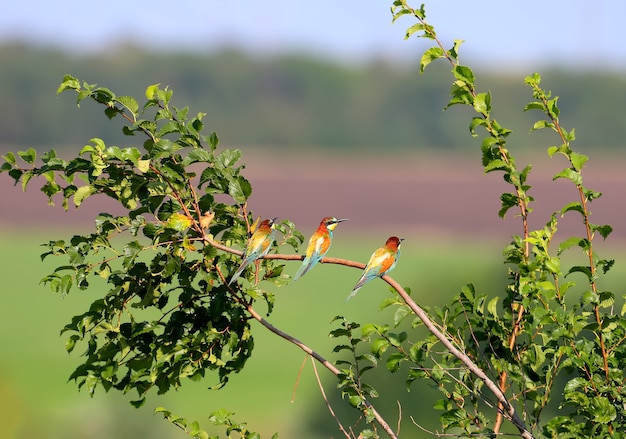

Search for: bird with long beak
xmin=293 ymin=216 xmax=348 ymax=281
xmin=228 ymin=218 xmax=278 ymax=285
xmin=346 ymin=236 xmax=403 ymax=301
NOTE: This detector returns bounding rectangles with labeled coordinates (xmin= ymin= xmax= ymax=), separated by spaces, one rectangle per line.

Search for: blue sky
xmin=2 ymin=1 xmax=625 ymax=70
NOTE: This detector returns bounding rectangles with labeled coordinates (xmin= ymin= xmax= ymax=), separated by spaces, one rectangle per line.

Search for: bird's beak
xmin=335 ymin=218 xmax=349 ymax=224
xmin=270 ymin=217 xmax=279 ymax=225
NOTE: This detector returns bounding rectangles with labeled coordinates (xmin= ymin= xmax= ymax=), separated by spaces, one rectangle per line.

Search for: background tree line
xmin=1 ymin=42 xmax=624 ymax=152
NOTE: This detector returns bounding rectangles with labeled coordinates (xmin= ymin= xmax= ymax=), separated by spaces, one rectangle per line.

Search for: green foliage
xmin=4 ymin=3 xmax=626 ymax=439
xmin=326 ymin=2 xmax=626 ymax=437
xmin=155 ymin=407 xmax=275 ymax=439
xmin=2 ymin=74 xmax=304 ymax=436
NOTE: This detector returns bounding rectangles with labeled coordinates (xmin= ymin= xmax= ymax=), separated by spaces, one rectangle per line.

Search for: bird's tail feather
xmin=345 ymin=286 xmax=361 ymax=302
xmin=228 ymin=262 xmax=248 ymax=286
xmin=292 ymin=264 xmax=308 ymax=282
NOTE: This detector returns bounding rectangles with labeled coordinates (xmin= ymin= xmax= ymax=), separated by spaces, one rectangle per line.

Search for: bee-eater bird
xmin=228 ymin=218 xmax=277 ymax=286
xmin=346 ymin=236 xmax=403 ymax=301
xmin=293 ymin=217 xmax=348 ymax=281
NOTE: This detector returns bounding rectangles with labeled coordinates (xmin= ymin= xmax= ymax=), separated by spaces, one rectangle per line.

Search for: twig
xmin=311 ymin=357 xmax=352 ymax=439
xmin=291 ymin=354 xmax=309 ymax=403
xmin=244 ymin=303 xmax=398 ymax=439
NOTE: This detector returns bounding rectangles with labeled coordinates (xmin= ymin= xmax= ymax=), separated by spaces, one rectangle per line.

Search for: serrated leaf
xmin=117 ymin=95 xmax=139 ymax=115
xmin=419 ymin=46 xmax=444 ymax=73
xmin=487 ymin=297 xmax=499 ymax=316
xmin=553 ymin=168 xmax=582 ymax=186
xmin=2 ymin=151 xmax=16 ymax=165
xmin=449 ymin=39 xmax=464 ymax=60
xmin=473 ymin=92 xmax=491 ymax=115
xmin=531 ymin=120 xmax=554 ymax=131
xmin=483 ymin=159 xmax=508 ymax=173
xmin=137 ymin=159 xmax=150 ymax=173
xmin=523 ymin=101 xmax=544 ymax=112
xmin=560 ymin=201 xmax=584 ymax=216
xmin=404 ymin=23 xmax=425 ymax=39
xmin=165 ymin=212 xmax=193 ymax=232
xmin=56 ymin=74 xmax=81 ymax=95
xmin=228 ymin=176 xmax=252 ymax=204
xmin=558 ymin=237 xmax=582 ymax=254
xmin=547 ymin=145 xmax=558 ymax=157
xmin=452 ymin=65 xmax=474 ymax=84
xmin=74 ymin=185 xmax=96 ymax=207
xmin=592 ymin=224 xmax=613 ymax=240
xmin=18 ymin=147 xmax=37 ymax=164
xmin=569 ymin=151 xmax=588 ymax=171
xmin=386 ymin=352 xmax=405 ymax=373
xmin=145 ymin=83 xmax=160 ymax=100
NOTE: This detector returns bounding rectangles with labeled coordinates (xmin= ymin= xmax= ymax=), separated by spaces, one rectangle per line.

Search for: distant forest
xmin=1 ymin=43 xmax=625 ymax=152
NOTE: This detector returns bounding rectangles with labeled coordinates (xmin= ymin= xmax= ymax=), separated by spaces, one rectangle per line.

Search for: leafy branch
xmin=388 ymin=2 xmax=626 ymax=438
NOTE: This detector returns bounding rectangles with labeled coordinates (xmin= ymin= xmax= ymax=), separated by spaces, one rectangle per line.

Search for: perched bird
xmin=228 ymin=218 xmax=278 ymax=285
xmin=346 ymin=236 xmax=404 ymax=301
xmin=293 ymin=216 xmax=348 ymax=281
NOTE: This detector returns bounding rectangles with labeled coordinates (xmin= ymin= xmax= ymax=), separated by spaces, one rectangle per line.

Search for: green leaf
xmin=18 ymin=148 xmax=37 ymax=164
xmin=531 ymin=120 xmax=554 ymax=131
xmin=473 ymin=92 xmax=491 ymax=115
xmin=567 ymin=265 xmax=593 ymax=281
xmin=547 ymin=145 xmax=558 ymax=157
xmin=117 ymin=95 xmax=139 ymax=115
xmin=498 ymin=193 xmax=519 ymax=218
xmin=184 ymin=148 xmax=212 ymax=165
xmin=165 ymin=212 xmax=192 ymax=232
xmin=560 ymin=201 xmax=584 ymax=216
xmin=487 ymin=297 xmax=499 ymax=316
xmin=452 ymin=65 xmax=475 ymax=85
xmin=449 ymin=39 xmax=464 ymax=60
xmin=419 ymin=46 xmax=444 ymax=73
xmin=371 ymin=338 xmax=389 ymax=356
xmin=590 ymin=396 xmax=617 ymax=423
xmin=56 ymin=74 xmax=81 ymax=95
xmin=137 ymin=159 xmax=150 ymax=173
xmin=592 ymin=224 xmax=612 ymax=239
xmin=558 ymin=236 xmax=583 ymax=254
xmin=553 ymin=168 xmax=582 ymax=186
xmin=447 ymin=80 xmax=474 ymax=108
xmin=228 ymin=176 xmax=252 ymax=204
xmin=385 ymin=352 xmax=405 ymax=373
xmin=2 ymin=151 xmax=16 ymax=165
xmin=404 ymin=23 xmax=425 ymax=39
xmin=570 ymin=151 xmax=588 ymax=171
xmin=483 ymin=159 xmax=508 ymax=173
xmin=523 ymin=101 xmax=544 ymax=112
xmin=65 ymin=334 xmax=80 ymax=353
xmin=145 ymin=83 xmax=160 ymax=100
xmin=73 ymin=185 xmax=96 ymax=207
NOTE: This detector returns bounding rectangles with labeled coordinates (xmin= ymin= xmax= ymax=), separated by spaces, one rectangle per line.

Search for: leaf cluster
xmin=356 ymin=3 xmax=626 ymax=438
xmin=1 ymin=75 xmax=302 ymax=418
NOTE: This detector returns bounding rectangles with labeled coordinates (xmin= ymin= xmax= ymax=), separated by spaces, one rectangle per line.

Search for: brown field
xmin=1 ymin=151 xmax=625 ymax=243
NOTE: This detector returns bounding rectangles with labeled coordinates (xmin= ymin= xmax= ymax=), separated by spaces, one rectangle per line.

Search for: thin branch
xmin=291 ymin=354 xmax=308 ymax=403
xmin=203 ymin=234 xmax=534 ymax=439
xmin=244 ymin=302 xmax=398 ymax=439
xmin=310 ymin=357 xmax=353 ymax=439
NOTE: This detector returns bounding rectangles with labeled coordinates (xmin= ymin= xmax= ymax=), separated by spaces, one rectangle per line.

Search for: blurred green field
xmin=2 ymin=230 xmax=625 ymax=438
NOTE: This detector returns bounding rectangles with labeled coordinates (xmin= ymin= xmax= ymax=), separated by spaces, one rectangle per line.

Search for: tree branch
xmin=203 ymin=235 xmax=534 ymax=439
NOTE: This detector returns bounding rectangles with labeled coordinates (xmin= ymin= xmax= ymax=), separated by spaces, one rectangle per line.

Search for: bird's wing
xmin=365 ymin=248 xmax=393 ymax=276
xmin=247 ymin=231 xmax=271 ymax=258
xmin=311 ymin=233 xmax=330 ymax=258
